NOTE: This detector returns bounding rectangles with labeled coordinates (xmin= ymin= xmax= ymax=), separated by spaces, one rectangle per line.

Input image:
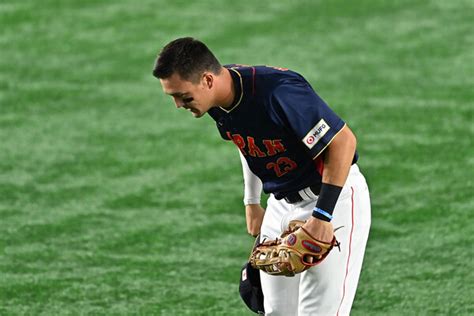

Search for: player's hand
xmin=245 ymin=204 xmax=265 ymax=237
xmin=250 ymin=219 xmax=338 ymax=275
xmin=302 ymin=216 xmax=334 ymax=243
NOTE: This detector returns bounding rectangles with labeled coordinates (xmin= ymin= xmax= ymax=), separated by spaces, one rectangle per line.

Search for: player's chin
xmin=191 ymin=109 xmax=206 ymax=118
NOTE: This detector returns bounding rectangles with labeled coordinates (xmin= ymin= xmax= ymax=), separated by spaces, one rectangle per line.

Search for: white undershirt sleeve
xmin=239 ymin=150 xmax=263 ymax=205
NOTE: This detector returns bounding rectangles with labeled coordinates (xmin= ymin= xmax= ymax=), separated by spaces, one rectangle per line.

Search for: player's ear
xmin=202 ymin=72 xmax=214 ymax=89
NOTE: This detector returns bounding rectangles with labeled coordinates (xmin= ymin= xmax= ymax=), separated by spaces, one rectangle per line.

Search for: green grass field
xmin=1 ymin=0 xmax=473 ymax=315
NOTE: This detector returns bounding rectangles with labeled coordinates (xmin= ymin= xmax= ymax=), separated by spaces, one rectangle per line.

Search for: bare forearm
xmin=245 ymin=204 xmax=265 ymax=236
xmin=321 ymin=125 xmax=357 ymax=186
xmin=311 ymin=125 xmax=357 ymax=222
xmin=304 ymin=125 xmax=357 ymax=240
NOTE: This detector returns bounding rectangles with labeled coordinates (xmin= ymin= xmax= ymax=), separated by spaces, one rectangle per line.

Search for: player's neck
xmin=214 ymin=67 xmax=235 ymax=109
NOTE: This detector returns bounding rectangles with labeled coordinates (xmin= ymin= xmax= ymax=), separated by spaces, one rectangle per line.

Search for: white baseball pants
xmin=259 ymin=164 xmax=371 ymax=316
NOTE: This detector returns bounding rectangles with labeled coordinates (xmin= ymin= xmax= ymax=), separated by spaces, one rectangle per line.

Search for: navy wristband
xmin=314 ymin=183 xmax=343 ymax=217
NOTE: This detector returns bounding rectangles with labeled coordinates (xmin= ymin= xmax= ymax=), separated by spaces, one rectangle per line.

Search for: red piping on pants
xmin=337 ymin=187 xmax=355 ymax=316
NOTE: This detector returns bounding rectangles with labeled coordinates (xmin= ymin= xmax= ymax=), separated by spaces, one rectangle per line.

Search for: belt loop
xmin=305 ymin=187 xmax=318 ymax=200
xmin=298 ymin=188 xmax=309 ymax=200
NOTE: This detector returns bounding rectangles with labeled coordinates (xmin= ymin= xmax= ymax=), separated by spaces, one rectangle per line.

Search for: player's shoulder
xmin=225 ymin=64 xmax=308 ymax=92
xmin=225 ymin=64 xmax=302 ymax=78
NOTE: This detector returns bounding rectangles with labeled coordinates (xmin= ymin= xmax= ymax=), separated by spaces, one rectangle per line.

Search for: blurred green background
xmin=1 ymin=0 xmax=473 ymax=315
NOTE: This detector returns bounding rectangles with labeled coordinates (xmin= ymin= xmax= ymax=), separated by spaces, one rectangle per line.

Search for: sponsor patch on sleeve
xmin=302 ymin=119 xmax=330 ymax=149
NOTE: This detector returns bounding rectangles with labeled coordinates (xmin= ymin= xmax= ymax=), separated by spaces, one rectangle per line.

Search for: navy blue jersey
xmin=208 ymin=65 xmax=357 ymax=199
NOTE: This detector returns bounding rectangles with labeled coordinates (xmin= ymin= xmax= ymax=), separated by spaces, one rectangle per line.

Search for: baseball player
xmin=153 ymin=37 xmax=371 ymax=316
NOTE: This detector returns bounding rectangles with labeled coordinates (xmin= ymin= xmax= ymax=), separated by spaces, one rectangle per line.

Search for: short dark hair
xmin=153 ymin=37 xmax=221 ymax=82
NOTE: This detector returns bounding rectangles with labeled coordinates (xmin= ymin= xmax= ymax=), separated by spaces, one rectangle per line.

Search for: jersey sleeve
xmin=270 ymin=79 xmax=345 ymax=158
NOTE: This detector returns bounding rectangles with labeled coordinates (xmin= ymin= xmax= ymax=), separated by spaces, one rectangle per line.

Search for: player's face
xmin=160 ymin=72 xmax=214 ymax=118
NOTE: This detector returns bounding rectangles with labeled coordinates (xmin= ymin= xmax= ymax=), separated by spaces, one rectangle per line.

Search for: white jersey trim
xmin=311 ymin=123 xmax=346 ymax=160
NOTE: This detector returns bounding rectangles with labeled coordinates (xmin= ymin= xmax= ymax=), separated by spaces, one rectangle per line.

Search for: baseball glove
xmin=249 ymin=220 xmax=339 ymax=276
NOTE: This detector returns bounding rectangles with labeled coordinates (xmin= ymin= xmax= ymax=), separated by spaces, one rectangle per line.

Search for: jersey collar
xmin=219 ymin=68 xmax=243 ymax=113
